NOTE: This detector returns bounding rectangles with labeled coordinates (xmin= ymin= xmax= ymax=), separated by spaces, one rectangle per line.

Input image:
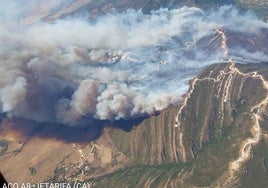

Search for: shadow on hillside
xmin=107 ymin=116 xmax=150 ymax=132
xmin=0 ymin=114 xmax=147 ymax=143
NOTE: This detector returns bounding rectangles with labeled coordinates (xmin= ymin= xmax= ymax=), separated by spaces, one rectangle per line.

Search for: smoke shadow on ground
xmin=107 ymin=116 xmax=150 ymax=132
xmin=0 ymin=114 xmax=148 ymax=143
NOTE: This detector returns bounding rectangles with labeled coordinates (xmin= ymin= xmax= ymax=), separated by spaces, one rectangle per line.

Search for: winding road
xmin=174 ymin=27 xmax=268 ymax=186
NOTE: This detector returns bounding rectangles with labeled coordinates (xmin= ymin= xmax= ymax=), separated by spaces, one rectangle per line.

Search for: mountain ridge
xmin=1 ymin=60 xmax=268 ymax=187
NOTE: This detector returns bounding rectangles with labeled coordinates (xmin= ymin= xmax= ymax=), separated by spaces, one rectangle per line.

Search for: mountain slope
xmin=92 ymin=62 xmax=268 ymax=187
xmin=0 ymin=61 xmax=268 ymax=187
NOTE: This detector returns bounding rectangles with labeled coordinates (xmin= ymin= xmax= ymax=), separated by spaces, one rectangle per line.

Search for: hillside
xmin=91 ymin=62 xmax=268 ymax=188
xmin=20 ymin=0 xmax=268 ymax=24
xmin=1 ymin=61 xmax=268 ymax=187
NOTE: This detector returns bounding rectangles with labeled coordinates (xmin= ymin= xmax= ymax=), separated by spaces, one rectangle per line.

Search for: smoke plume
xmin=0 ymin=2 xmax=267 ymax=126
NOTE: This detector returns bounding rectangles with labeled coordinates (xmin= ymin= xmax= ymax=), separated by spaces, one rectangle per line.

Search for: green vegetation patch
xmin=89 ymin=163 xmax=187 ymax=188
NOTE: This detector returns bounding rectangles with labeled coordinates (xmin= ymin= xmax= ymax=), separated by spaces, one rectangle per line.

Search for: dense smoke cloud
xmin=0 ymin=2 xmax=268 ymax=126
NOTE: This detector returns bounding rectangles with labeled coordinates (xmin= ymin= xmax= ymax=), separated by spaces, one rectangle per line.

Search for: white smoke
xmin=0 ymin=77 xmax=27 ymax=112
xmin=0 ymin=3 xmax=268 ymax=125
